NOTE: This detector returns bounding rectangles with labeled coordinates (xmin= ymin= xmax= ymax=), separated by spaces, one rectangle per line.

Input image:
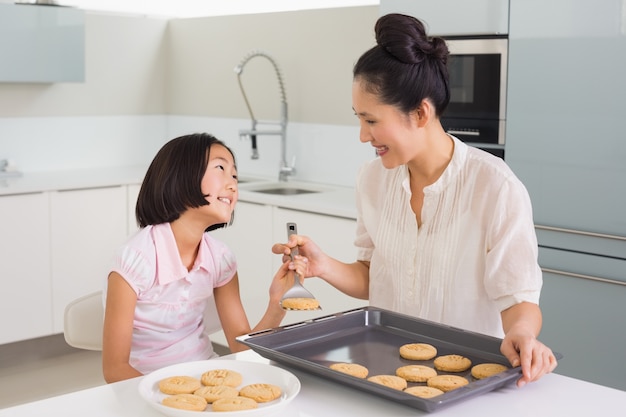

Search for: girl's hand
xmin=268 ymin=254 xmax=309 ymax=306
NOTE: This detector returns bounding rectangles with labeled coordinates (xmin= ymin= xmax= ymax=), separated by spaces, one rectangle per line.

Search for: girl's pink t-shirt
xmin=107 ymin=223 xmax=236 ymax=374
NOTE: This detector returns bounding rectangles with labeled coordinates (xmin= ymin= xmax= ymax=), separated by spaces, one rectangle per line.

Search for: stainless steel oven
xmin=442 ymin=37 xmax=508 ymax=158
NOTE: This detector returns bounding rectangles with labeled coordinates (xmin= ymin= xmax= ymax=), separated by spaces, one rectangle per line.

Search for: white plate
xmin=138 ymin=359 xmax=300 ymax=417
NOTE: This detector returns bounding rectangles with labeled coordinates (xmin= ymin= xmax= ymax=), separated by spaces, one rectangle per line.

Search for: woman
xmin=274 ymin=14 xmax=557 ymax=387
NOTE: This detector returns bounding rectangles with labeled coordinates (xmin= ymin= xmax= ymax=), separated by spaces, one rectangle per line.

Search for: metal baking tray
xmin=237 ymin=306 xmax=557 ymax=412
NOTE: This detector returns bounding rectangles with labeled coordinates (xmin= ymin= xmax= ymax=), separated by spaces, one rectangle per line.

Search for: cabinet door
xmin=126 ymin=183 xmax=141 ymax=236
xmin=50 ymin=186 xmax=128 ymax=333
xmin=0 ymin=192 xmax=52 ymax=343
xmin=540 ymin=271 xmax=626 ymax=391
xmin=380 ymin=0 xmax=509 ymax=36
xmin=272 ymin=208 xmax=366 ymax=324
xmin=208 ymin=202 xmax=274 ymax=346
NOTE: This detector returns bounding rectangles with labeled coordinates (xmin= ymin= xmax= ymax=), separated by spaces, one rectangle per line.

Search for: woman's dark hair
xmin=353 ymin=13 xmax=450 ymax=116
xmin=136 ymin=133 xmax=236 ymax=232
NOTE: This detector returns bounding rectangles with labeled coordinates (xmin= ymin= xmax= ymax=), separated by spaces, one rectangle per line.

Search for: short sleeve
xmin=109 ymin=244 xmax=157 ymax=295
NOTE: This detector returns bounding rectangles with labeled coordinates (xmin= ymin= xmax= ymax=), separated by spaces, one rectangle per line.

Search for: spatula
xmin=279 ymin=222 xmax=321 ymax=311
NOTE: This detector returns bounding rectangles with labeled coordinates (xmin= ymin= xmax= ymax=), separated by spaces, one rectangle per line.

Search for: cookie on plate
xmin=404 ymin=386 xmax=445 ymax=398
xmin=367 ymin=375 xmax=408 ymax=391
xmin=427 ymin=375 xmax=469 ymax=392
xmin=399 ymin=343 xmax=438 ymax=361
xmin=396 ymin=364 xmax=437 ymax=382
xmin=193 ymin=385 xmax=239 ymax=403
xmin=329 ymin=362 xmax=369 ymax=378
xmin=158 ymin=376 xmax=202 ymax=395
xmin=433 ymin=354 xmax=472 ymax=372
xmin=471 ymin=363 xmax=509 ymax=379
xmin=162 ymin=393 xmax=207 ymax=411
xmin=200 ymin=369 xmax=243 ymax=387
xmin=239 ymin=383 xmax=282 ymax=403
xmin=212 ymin=397 xmax=258 ymax=412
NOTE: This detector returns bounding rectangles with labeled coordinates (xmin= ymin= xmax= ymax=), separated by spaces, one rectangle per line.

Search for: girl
xmin=273 ymin=14 xmax=557 ymax=388
xmin=102 ymin=133 xmax=297 ymax=383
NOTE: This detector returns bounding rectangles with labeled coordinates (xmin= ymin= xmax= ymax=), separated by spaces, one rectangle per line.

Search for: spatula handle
xmin=286 ymin=222 xmax=299 ymax=258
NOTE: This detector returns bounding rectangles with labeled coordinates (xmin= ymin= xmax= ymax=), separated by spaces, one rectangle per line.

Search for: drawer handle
xmin=542 ymin=268 xmax=626 ymax=287
xmin=535 ymin=224 xmax=626 ymax=242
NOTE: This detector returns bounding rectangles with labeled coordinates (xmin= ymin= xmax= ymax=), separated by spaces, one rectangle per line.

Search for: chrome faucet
xmin=234 ymin=50 xmax=295 ymax=181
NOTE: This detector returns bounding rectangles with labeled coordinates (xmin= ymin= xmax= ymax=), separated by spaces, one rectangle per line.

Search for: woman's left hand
xmin=500 ymin=302 xmax=558 ymax=387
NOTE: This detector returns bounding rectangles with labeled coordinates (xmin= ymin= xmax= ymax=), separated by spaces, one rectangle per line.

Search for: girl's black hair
xmin=136 ymin=133 xmax=236 ymax=232
xmin=353 ymin=13 xmax=450 ymax=116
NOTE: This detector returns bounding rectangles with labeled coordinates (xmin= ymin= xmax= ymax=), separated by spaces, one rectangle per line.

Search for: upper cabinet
xmin=380 ymin=0 xmax=509 ymax=36
xmin=0 ymin=4 xmax=85 ymax=83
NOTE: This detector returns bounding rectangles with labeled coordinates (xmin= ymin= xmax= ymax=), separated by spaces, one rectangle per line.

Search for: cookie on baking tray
xmin=404 ymin=386 xmax=445 ymax=399
xmin=239 ymin=383 xmax=282 ymax=403
xmin=433 ymin=354 xmax=472 ymax=372
xmin=193 ymin=385 xmax=239 ymax=403
xmin=471 ymin=363 xmax=509 ymax=380
xmin=367 ymin=375 xmax=408 ymax=391
xmin=158 ymin=375 xmax=202 ymax=395
xmin=200 ymin=369 xmax=243 ymax=387
xmin=399 ymin=343 xmax=438 ymax=361
xmin=329 ymin=362 xmax=369 ymax=378
xmin=427 ymin=375 xmax=469 ymax=392
xmin=212 ymin=396 xmax=258 ymax=412
xmin=396 ymin=364 xmax=437 ymax=382
xmin=162 ymin=393 xmax=207 ymax=411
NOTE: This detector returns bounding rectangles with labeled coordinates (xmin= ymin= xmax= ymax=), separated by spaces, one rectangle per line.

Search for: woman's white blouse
xmin=355 ymin=137 xmax=542 ymax=338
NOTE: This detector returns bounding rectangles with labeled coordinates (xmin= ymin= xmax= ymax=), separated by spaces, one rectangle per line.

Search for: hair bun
xmin=375 ymin=13 xmax=448 ymax=65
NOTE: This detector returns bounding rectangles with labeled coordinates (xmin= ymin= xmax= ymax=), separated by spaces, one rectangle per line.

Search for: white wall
xmin=0 ymin=7 xmax=379 ymax=186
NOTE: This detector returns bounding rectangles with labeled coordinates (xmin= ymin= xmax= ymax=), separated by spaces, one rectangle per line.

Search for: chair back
xmin=64 ymin=291 xmax=104 ymax=351
xmin=64 ymin=291 xmax=222 ymax=351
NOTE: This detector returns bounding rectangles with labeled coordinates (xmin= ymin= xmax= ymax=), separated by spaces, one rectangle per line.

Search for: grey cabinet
xmin=0 ymin=4 xmax=85 ymax=83
xmin=380 ymin=0 xmax=509 ymax=36
xmin=506 ymin=0 xmax=626 ymax=390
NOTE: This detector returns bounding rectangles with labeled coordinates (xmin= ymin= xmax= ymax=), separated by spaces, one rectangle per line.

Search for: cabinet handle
xmin=535 ymin=224 xmax=626 ymax=242
xmin=56 ymin=185 xmax=124 ymax=193
xmin=541 ymin=267 xmax=626 ymax=287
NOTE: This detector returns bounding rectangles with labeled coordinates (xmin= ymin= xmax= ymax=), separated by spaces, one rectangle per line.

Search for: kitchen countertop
xmin=1 ymin=349 xmax=624 ymax=416
xmin=0 ymin=166 xmax=357 ymax=219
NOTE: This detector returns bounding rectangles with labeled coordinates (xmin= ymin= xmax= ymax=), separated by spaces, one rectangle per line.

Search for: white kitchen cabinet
xmin=0 ymin=192 xmax=52 ymax=344
xmin=208 ymin=202 xmax=364 ymax=346
xmin=126 ymin=183 xmax=141 ymax=235
xmin=50 ymin=186 xmax=128 ymax=333
xmin=208 ymin=202 xmax=275 ymax=346
xmin=380 ymin=0 xmax=509 ymax=36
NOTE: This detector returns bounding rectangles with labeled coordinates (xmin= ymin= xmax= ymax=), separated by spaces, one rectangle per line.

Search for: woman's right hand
xmin=271 ymin=233 xmax=327 ymax=279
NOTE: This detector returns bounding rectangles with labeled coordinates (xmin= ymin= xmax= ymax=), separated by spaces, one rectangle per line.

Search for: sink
xmin=252 ymin=187 xmax=319 ymax=195
xmin=240 ymin=182 xmax=326 ymax=196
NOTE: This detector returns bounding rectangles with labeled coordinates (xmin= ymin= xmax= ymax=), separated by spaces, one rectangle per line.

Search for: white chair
xmin=64 ymin=291 xmax=104 ymax=351
xmin=63 ymin=290 xmax=222 ymax=351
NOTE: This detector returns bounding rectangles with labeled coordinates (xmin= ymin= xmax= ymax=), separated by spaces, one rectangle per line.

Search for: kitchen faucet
xmin=234 ymin=50 xmax=295 ymax=181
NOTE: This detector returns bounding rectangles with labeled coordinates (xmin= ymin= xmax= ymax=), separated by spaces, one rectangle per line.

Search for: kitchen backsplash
xmin=0 ymin=115 xmax=373 ymax=188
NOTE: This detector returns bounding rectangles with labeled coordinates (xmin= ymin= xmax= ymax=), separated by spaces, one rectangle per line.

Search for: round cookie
xmin=396 ymin=364 xmax=437 ymax=382
xmin=162 ymin=393 xmax=207 ymax=411
xmin=239 ymin=383 xmax=282 ymax=403
xmin=158 ymin=376 xmax=202 ymax=395
xmin=404 ymin=386 xmax=445 ymax=399
xmin=212 ymin=397 xmax=258 ymax=412
xmin=471 ymin=363 xmax=508 ymax=380
xmin=281 ymin=297 xmax=320 ymax=310
xmin=367 ymin=375 xmax=408 ymax=391
xmin=427 ymin=375 xmax=469 ymax=392
xmin=399 ymin=343 xmax=438 ymax=361
xmin=193 ymin=385 xmax=239 ymax=403
xmin=433 ymin=354 xmax=472 ymax=372
xmin=329 ymin=362 xmax=369 ymax=378
xmin=200 ymin=369 xmax=243 ymax=387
